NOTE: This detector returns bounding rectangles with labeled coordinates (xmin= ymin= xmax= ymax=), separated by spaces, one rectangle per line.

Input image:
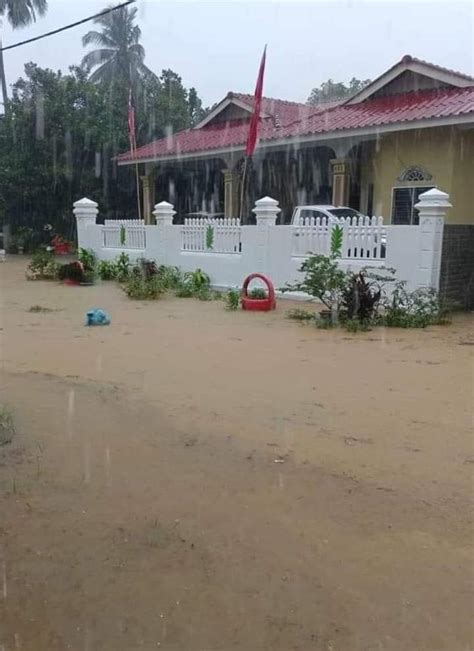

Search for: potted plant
xmin=51 ymin=234 xmax=71 ymax=255
xmin=14 ymin=227 xmax=34 ymax=254
xmin=58 ymin=261 xmax=84 ymax=285
xmin=241 ymin=273 xmax=276 ymax=311
xmin=80 ymin=269 xmax=96 ymax=286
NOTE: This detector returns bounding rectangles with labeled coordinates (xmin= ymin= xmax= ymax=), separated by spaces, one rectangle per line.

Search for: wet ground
xmin=0 ymin=257 xmax=473 ymax=650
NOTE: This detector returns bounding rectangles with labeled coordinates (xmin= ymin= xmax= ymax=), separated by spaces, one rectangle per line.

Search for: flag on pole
xmin=239 ymin=46 xmax=267 ymax=220
xmin=128 ymin=89 xmax=137 ymax=155
xmin=128 ymin=88 xmax=142 ymax=220
xmin=245 ymin=45 xmax=267 ymax=157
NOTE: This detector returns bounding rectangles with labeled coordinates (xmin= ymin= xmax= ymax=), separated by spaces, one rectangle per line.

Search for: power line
xmin=0 ymin=0 xmax=136 ymax=53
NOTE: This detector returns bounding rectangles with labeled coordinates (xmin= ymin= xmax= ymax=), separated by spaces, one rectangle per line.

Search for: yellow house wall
xmin=368 ymin=127 xmax=474 ymax=224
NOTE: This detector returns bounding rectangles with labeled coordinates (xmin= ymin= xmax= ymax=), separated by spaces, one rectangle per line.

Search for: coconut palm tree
xmin=0 ymin=0 xmax=48 ymax=113
xmin=81 ymin=4 xmax=156 ymax=90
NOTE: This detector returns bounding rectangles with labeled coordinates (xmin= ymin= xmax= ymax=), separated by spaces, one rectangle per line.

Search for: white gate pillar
xmin=414 ymin=188 xmax=451 ymax=290
xmin=152 ymin=201 xmax=176 ymax=263
xmin=252 ymin=196 xmax=280 ymax=274
xmin=73 ymin=197 xmax=99 ymax=250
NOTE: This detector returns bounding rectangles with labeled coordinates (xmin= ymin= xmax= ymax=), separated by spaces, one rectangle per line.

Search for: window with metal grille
xmin=391 ymin=186 xmax=435 ymax=225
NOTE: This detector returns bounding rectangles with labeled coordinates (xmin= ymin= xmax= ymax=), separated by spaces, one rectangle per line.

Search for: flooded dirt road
xmin=1 ymin=258 xmax=473 ymax=650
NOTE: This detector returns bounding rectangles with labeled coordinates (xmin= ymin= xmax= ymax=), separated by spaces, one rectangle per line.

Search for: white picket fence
xmin=104 ymin=219 xmax=144 ymax=226
xmin=292 ymin=215 xmax=386 ymax=260
xmin=182 ymin=217 xmax=241 ymax=253
xmin=292 ymin=216 xmax=332 ymax=256
xmin=102 ymin=224 xmax=146 ymax=249
xmin=76 ymin=190 xmax=449 ymax=293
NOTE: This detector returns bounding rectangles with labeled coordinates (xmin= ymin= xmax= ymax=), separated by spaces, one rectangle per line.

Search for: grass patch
xmin=28 ymin=305 xmax=56 ymax=313
xmin=0 ymin=407 xmax=15 ymax=446
xmin=286 ymin=308 xmax=315 ymax=322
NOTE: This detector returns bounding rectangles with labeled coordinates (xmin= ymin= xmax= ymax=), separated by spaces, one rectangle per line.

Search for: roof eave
xmin=117 ymin=113 xmax=474 ymax=166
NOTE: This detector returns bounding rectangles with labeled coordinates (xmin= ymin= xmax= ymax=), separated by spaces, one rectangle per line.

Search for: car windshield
xmin=328 ymin=208 xmax=363 ymax=219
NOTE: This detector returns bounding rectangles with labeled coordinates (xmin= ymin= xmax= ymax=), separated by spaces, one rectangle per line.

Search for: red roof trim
xmin=118 ymin=82 xmax=474 ymax=163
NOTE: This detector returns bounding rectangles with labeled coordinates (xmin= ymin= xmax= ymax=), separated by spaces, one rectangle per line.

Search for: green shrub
xmin=174 ymin=268 xmax=211 ymax=298
xmin=341 ymin=267 xmax=395 ymax=323
xmin=123 ymin=275 xmax=164 ymax=300
xmin=281 ymin=254 xmax=348 ymax=316
xmin=114 ymin=252 xmax=131 ymax=282
xmin=0 ymin=407 xmax=14 ymax=446
xmin=58 ymin=261 xmax=84 ymax=282
xmin=382 ymin=284 xmax=449 ymax=328
xmin=248 ymin=287 xmax=267 ymax=299
xmin=286 ymin=308 xmax=314 ymax=322
xmin=78 ymin=248 xmax=96 ymax=272
xmin=28 ymin=305 xmax=55 ymax=313
xmin=225 ymin=288 xmax=240 ymax=310
xmin=81 ymin=270 xmax=96 ymax=284
xmin=156 ymin=265 xmax=184 ymax=290
xmin=343 ymin=318 xmax=371 ymax=332
xmin=196 ymin=288 xmax=212 ymax=301
xmin=26 ymin=249 xmax=60 ymax=280
xmin=98 ymin=260 xmax=116 ymax=280
xmin=175 ymin=285 xmax=194 ymax=298
xmin=184 ymin=268 xmax=210 ymax=293
xmin=132 ymin=258 xmax=158 ymax=281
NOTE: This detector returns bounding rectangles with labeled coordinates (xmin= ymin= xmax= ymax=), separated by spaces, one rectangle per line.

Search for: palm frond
xmin=128 ymin=43 xmax=145 ymax=60
xmin=81 ymin=49 xmax=115 ymax=71
xmin=137 ymin=61 xmax=159 ymax=83
xmin=1 ymin=0 xmax=47 ymax=27
xmin=89 ymin=59 xmax=117 ymax=85
xmin=82 ymin=30 xmax=113 ymax=48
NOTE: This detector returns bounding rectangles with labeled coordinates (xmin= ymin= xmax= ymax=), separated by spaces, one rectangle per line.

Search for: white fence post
xmin=414 ymin=188 xmax=450 ymax=290
xmin=152 ymin=201 xmax=176 ymax=264
xmin=252 ymin=196 xmax=281 ymax=274
xmin=74 ymin=197 xmax=98 ymax=250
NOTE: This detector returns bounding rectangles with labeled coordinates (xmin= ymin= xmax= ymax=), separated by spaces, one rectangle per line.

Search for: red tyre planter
xmin=54 ymin=243 xmax=70 ymax=255
xmin=63 ymin=279 xmax=80 ymax=286
xmin=241 ymin=273 xmax=276 ymax=311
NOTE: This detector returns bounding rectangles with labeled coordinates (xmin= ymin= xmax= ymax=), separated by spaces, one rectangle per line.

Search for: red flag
xmin=245 ymin=46 xmax=267 ymax=157
xmin=128 ymin=89 xmax=137 ymax=155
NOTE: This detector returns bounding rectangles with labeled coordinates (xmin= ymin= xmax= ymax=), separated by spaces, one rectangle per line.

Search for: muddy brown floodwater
xmin=0 ymin=258 xmax=473 ymax=651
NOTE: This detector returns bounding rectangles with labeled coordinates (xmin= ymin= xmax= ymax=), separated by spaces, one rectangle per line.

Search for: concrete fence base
xmin=74 ymin=189 xmax=452 ymax=293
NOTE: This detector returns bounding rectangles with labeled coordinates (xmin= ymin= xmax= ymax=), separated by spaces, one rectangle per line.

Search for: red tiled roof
xmin=399 ymin=55 xmax=474 ymax=82
xmin=277 ymin=86 xmax=474 ymax=139
xmin=118 ymin=86 xmax=474 ymax=163
xmin=230 ymin=92 xmax=340 ymax=124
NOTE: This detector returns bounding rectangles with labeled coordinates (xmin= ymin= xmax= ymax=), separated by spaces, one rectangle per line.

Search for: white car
xmin=291 ymin=205 xmax=386 ymax=256
xmin=290 ymin=205 xmax=364 ymax=224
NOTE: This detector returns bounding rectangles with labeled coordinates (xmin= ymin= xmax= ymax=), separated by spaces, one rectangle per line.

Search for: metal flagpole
xmin=128 ymin=83 xmax=142 ymax=221
xmin=239 ymin=157 xmax=248 ymax=222
xmin=134 ymin=155 xmax=142 ymax=221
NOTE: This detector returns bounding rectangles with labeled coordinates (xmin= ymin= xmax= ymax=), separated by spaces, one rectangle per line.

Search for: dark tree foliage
xmin=307 ymin=77 xmax=371 ymax=104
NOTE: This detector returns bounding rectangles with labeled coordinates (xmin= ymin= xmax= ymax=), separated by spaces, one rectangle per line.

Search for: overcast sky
xmin=1 ymin=0 xmax=473 ymax=106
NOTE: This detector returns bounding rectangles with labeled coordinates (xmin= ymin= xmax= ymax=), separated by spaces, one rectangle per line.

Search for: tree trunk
xmin=0 ymin=41 xmax=8 ymax=116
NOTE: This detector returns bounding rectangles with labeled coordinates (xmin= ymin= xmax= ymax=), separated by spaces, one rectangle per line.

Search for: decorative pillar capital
xmin=252 ymin=196 xmax=280 ymax=226
xmin=153 ymin=201 xmax=176 ymax=225
xmin=73 ymin=197 xmax=98 ymax=226
xmin=414 ymin=188 xmax=452 ymax=219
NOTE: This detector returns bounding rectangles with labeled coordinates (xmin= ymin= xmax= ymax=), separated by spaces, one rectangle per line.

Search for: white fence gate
xmin=182 ymin=217 xmax=241 ymax=253
xmin=102 ymin=223 xmax=146 ymax=249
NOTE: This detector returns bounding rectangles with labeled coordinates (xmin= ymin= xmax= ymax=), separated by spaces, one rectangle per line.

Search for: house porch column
xmin=223 ymin=169 xmax=240 ymax=218
xmin=330 ymin=159 xmax=351 ymax=206
xmin=141 ymin=175 xmax=152 ymax=224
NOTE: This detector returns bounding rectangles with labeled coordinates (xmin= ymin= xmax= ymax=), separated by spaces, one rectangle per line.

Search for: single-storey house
xmin=117 ymin=55 xmax=474 ymax=229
